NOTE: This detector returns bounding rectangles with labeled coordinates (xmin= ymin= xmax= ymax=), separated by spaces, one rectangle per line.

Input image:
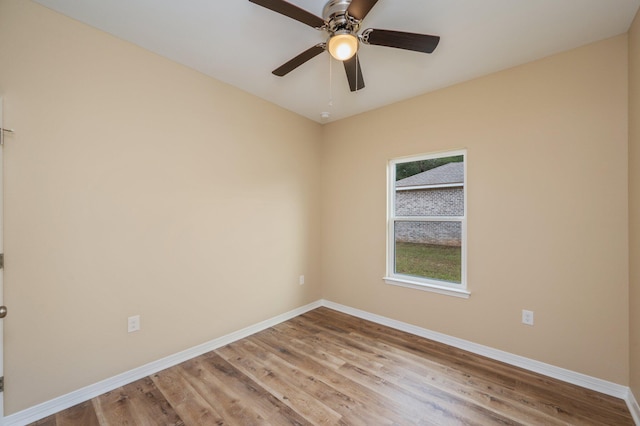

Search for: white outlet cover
xmin=522 ymin=310 xmax=534 ymax=326
xmin=128 ymin=315 xmax=141 ymax=333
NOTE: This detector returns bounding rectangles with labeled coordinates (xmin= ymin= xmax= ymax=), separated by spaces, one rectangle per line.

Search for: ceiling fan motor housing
xmin=323 ymin=0 xmax=360 ymax=34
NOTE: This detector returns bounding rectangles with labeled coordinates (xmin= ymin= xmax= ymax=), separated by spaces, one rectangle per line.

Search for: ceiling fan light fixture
xmin=328 ymin=32 xmax=358 ymax=61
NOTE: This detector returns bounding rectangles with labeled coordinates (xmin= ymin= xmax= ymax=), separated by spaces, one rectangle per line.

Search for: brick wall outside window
xmin=395 ymin=187 xmax=463 ymax=246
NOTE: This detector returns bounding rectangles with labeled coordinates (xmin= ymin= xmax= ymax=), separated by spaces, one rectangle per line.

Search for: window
xmin=384 ymin=150 xmax=469 ymax=298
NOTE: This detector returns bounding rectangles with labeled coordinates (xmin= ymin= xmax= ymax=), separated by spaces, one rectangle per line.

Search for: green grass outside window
xmin=395 ymin=242 xmax=461 ymax=283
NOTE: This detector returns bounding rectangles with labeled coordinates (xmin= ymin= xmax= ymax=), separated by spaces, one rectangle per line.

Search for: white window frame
xmin=384 ymin=149 xmax=469 ymax=299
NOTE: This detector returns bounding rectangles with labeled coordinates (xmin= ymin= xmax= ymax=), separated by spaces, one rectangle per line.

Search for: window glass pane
xmin=394 ymin=221 xmax=461 ymax=284
xmin=395 ymin=156 xmax=464 ymax=216
xmin=395 ymin=186 xmax=463 ymax=216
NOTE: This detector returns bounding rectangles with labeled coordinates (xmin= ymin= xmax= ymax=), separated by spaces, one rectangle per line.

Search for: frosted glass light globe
xmin=328 ymin=33 xmax=358 ymax=61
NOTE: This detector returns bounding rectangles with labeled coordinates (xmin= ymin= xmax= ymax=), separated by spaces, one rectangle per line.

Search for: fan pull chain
xmin=321 ymin=53 xmax=333 ymax=123
xmin=328 ymin=54 xmax=333 ymax=108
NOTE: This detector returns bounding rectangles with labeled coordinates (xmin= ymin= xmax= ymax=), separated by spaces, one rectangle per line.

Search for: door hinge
xmin=0 ymin=253 xmax=4 ymax=269
xmin=0 ymin=376 xmax=4 ymax=392
xmin=0 ymin=128 xmax=14 ymax=145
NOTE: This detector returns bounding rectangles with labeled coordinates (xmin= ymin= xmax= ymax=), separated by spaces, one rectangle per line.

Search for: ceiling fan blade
xmin=272 ymin=44 xmax=325 ymax=76
xmin=362 ymin=29 xmax=440 ymax=53
xmin=343 ymin=55 xmax=365 ymax=92
xmin=249 ymin=0 xmax=325 ymax=28
xmin=347 ymin=0 xmax=379 ymax=21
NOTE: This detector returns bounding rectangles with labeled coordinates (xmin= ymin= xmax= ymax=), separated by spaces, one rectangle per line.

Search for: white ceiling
xmin=33 ymin=0 xmax=640 ymax=123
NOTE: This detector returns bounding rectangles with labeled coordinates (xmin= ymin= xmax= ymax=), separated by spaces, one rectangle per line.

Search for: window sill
xmin=383 ymin=277 xmax=471 ymax=299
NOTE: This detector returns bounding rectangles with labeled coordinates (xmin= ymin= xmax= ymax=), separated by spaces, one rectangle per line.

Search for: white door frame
xmin=0 ymin=96 xmax=7 ymax=423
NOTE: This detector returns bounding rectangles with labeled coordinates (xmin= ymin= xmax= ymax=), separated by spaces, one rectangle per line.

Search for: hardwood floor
xmin=31 ymin=307 xmax=634 ymax=425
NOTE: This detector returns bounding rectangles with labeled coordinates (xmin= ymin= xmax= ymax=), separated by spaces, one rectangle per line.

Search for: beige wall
xmin=321 ymin=35 xmax=630 ymax=384
xmin=630 ymin=9 xmax=640 ymax=401
xmin=0 ymin=0 xmax=323 ymax=414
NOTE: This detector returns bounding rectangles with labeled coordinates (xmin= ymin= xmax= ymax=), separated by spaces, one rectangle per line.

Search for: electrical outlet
xmin=299 ymin=275 xmax=305 ymax=285
xmin=522 ymin=310 xmax=534 ymax=326
xmin=128 ymin=315 xmax=141 ymax=333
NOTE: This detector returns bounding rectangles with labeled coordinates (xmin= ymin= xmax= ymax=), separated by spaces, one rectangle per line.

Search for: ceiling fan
xmin=249 ymin=0 xmax=440 ymax=92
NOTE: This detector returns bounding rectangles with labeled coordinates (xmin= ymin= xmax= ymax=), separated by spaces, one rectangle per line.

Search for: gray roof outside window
xmin=396 ymin=162 xmax=464 ymax=187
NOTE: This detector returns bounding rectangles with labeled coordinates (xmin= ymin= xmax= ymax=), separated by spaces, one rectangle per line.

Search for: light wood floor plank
xmin=151 ymin=366 xmax=225 ymax=425
xmin=92 ymin=384 xmax=143 ymax=425
xmin=252 ymin=329 xmax=436 ymax=424
xmin=26 ymin=307 xmax=634 ymax=425
xmin=186 ymin=352 xmax=311 ymax=425
xmin=176 ymin=357 xmax=271 ymax=425
xmin=243 ymin=335 xmax=418 ymax=425
xmin=217 ymin=340 xmax=347 ymax=425
xmin=121 ymin=377 xmax=183 ymax=426
xmin=57 ymin=401 xmax=100 ymax=426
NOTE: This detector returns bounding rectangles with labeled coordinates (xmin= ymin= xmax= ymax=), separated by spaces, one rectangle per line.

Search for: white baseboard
xmin=627 ymin=389 xmax=640 ymax=425
xmin=3 ymin=300 xmax=323 ymax=426
xmin=321 ymin=300 xmax=631 ymax=401
xmin=4 ymin=299 xmax=636 ymax=425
